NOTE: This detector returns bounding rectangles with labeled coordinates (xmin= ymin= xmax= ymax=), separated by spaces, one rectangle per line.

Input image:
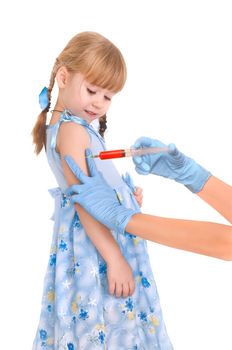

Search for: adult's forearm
xmin=126 ymin=213 xmax=232 ymax=260
xmin=198 ymin=176 xmax=232 ymax=224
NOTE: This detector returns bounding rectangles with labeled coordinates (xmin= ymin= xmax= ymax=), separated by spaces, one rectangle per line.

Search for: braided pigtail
xmin=98 ymin=114 xmax=107 ymax=139
xmin=32 ymin=60 xmax=59 ymax=155
xmin=32 ymin=31 xmax=127 ymax=152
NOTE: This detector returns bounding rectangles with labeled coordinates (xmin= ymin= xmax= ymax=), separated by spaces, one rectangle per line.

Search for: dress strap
xmin=49 ymin=109 xmax=106 ymax=150
xmin=59 ymin=109 xmax=89 ymax=127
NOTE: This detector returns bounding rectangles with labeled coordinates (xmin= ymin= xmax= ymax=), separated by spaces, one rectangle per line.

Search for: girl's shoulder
xmin=46 ymin=110 xmax=96 ymax=154
xmin=57 ymin=119 xmax=91 ymax=154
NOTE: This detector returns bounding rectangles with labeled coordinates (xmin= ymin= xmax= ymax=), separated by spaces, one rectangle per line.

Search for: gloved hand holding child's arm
xmin=65 ymin=149 xmax=140 ymax=235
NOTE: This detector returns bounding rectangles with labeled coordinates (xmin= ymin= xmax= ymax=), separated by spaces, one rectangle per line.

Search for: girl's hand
xmin=107 ymin=256 xmax=135 ymax=298
xmin=133 ymin=186 xmax=143 ymax=207
xmin=121 ymin=172 xmax=143 ymax=207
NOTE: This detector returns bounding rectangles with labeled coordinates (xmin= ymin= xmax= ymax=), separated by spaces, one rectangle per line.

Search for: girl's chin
xmin=84 ymin=114 xmax=99 ymax=124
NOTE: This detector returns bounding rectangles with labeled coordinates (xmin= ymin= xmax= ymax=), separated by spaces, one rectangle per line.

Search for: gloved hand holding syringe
xmin=87 ymin=146 xmax=169 ymax=160
xmin=86 ymin=138 xmax=211 ymax=193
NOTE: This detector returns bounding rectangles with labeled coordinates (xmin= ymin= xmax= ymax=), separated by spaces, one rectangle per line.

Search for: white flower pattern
xmin=32 ymin=112 xmax=174 ymax=350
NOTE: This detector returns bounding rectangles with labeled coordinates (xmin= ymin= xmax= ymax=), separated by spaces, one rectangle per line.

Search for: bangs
xmin=59 ymin=32 xmax=127 ymax=93
xmin=81 ymin=48 xmax=127 ymax=93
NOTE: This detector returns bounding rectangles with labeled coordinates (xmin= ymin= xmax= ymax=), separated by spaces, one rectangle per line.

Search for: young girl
xmin=32 ymin=32 xmax=174 ymax=350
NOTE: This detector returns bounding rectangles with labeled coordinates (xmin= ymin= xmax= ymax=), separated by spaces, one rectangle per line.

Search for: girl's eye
xmin=104 ymin=96 xmax=111 ymax=101
xmin=87 ymin=88 xmax=96 ymax=94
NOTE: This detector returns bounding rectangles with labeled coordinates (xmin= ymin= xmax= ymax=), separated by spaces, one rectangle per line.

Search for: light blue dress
xmin=32 ymin=110 xmax=174 ymax=350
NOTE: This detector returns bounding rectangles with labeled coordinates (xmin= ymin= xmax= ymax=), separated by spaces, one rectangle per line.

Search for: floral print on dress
xmin=32 ymin=112 xmax=173 ymax=349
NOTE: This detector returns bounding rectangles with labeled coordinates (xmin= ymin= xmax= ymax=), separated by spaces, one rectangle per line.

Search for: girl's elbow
xmin=222 ymin=250 xmax=232 ymax=261
xmin=222 ymin=254 xmax=232 ymax=262
xmin=221 ymin=231 xmax=232 ymax=261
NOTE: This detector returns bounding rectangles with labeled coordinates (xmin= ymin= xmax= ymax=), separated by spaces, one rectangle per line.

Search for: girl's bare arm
xmin=57 ymin=122 xmax=123 ymax=264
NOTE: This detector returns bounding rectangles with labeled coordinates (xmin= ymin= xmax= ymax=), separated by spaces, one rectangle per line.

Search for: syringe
xmin=88 ymin=147 xmax=169 ymax=160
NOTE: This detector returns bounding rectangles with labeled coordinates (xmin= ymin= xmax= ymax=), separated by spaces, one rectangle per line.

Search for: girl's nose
xmin=92 ymin=100 xmax=102 ymax=109
xmin=92 ymin=95 xmax=105 ymax=109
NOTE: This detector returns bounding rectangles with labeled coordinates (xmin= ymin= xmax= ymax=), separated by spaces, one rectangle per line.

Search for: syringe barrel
xmin=96 ymin=147 xmax=169 ymax=160
xmin=128 ymin=146 xmax=169 ymax=157
xmin=99 ymin=149 xmax=126 ymax=160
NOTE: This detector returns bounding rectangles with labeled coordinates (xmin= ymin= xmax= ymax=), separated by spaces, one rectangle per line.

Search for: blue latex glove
xmin=132 ymin=137 xmax=212 ymax=193
xmin=122 ymin=172 xmax=136 ymax=193
xmin=64 ymin=149 xmax=140 ymax=234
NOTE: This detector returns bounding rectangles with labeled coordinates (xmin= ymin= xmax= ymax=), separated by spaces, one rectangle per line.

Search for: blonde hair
xmin=32 ymin=31 xmax=127 ymax=154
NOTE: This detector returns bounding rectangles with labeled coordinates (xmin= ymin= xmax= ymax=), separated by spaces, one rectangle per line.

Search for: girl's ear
xmin=56 ymin=66 xmax=70 ymax=88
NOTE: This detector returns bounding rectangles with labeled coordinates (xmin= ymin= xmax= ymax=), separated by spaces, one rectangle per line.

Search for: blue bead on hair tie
xmin=39 ymin=87 xmax=49 ymax=110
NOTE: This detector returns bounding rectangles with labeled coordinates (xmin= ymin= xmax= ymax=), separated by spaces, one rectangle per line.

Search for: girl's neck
xmin=49 ymin=109 xmax=64 ymax=126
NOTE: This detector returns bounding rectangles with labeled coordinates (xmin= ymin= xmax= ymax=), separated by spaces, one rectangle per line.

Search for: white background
xmin=1 ymin=1 xmax=232 ymax=349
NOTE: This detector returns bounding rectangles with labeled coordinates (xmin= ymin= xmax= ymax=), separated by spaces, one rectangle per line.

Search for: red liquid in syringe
xmin=90 ymin=147 xmax=169 ymax=160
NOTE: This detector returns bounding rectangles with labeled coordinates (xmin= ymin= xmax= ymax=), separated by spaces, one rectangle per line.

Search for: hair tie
xmin=39 ymin=87 xmax=49 ymax=110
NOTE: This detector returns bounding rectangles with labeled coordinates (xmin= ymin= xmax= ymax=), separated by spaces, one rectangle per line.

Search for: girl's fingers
xmin=108 ymin=280 xmax=116 ymax=296
xmin=122 ymin=283 xmax=130 ymax=298
xmin=115 ymin=283 xmax=123 ymax=298
xmin=134 ymin=186 xmax=143 ymax=195
xmin=134 ymin=187 xmax=143 ymax=207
